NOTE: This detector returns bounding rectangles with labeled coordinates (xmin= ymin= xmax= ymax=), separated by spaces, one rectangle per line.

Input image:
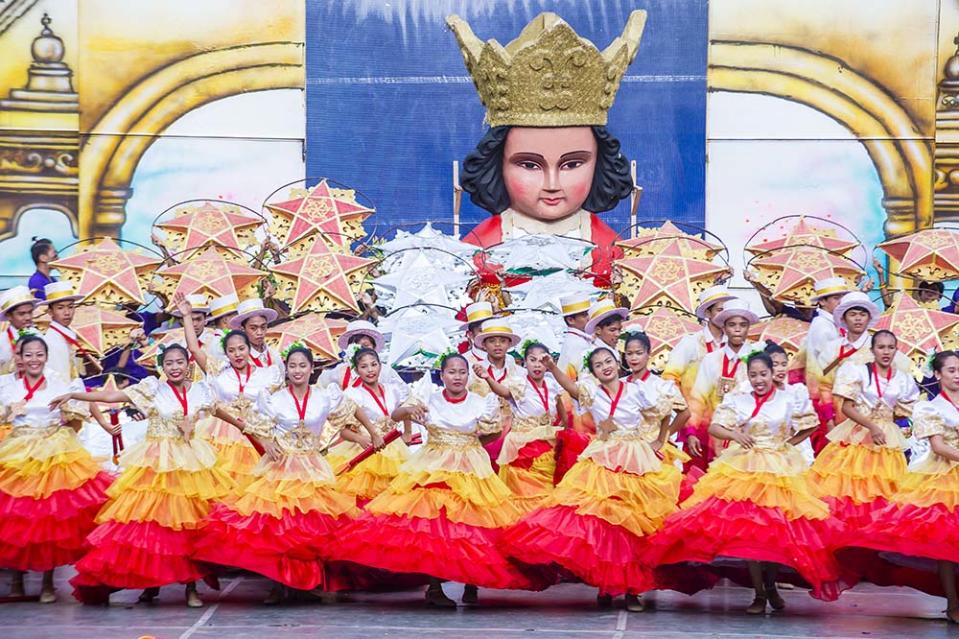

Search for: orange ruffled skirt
xmin=496 ymin=424 xmax=559 ymax=514
xmin=326 ymin=436 xmax=410 ymax=506
xmin=71 ymin=433 xmax=235 ymax=601
xmin=195 ymin=416 xmax=260 ymax=488
xmin=503 ymin=436 xmax=682 ymax=596
xmin=0 ymin=426 xmax=112 ymax=572
xmin=193 ymin=449 xmax=358 ymax=591
xmin=645 ymin=444 xmax=847 ymax=601
xmin=807 ymin=420 xmax=907 ymax=532
xmin=330 ymin=434 xmax=552 ymax=590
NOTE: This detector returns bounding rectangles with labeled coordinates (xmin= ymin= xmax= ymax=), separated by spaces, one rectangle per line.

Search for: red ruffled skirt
xmin=645 ymin=444 xmax=847 ymax=601
xmin=71 ymin=433 xmax=235 ymax=601
xmin=0 ymin=426 xmax=112 ymax=571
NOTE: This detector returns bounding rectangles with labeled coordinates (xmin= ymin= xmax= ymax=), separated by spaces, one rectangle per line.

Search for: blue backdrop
xmin=305 ymin=0 xmax=707 ymax=238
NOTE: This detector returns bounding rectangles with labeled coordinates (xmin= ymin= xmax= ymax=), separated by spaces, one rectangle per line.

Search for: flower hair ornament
xmin=154 ymin=341 xmax=187 ymax=368
xmin=14 ymin=326 xmax=39 ymax=344
xmin=618 ymin=326 xmax=647 ymax=341
xmin=344 ymin=343 xmax=364 ymax=370
xmin=922 ymin=347 xmax=938 ymax=378
xmin=581 ymin=345 xmax=618 ymax=373
xmin=739 ymin=341 xmax=769 ymax=365
xmin=434 ymin=347 xmax=460 ymax=371
xmin=281 ymin=340 xmax=310 ymax=361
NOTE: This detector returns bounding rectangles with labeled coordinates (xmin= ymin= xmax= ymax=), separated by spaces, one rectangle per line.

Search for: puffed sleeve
xmin=788 ymin=385 xmax=819 ymax=433
xmin=912 ymin=401 xmax=948 ymax=440
xmin=476 ymin=392 xmax=503 ymax=436
xmin=266 ymin=364 xmax=285 ymax=393
xmin=391 ymin=381 xmax=411 ymax=407
xmin=123 ymin=376 xmax=160 ymax=416
xmin=60 ymin=378 xmax=91 ymax=422
xmin=243 ymin=389 xmax=276 ymax=439
xmin=894 ymin=373 xmax=920 ymax=419
xmin=663 ymin=379 xmax=688 ymax=412
xmin=831 ymin=361 xmax=863 ymax=401
xmin=192 ymin=380 xmax=217 ymax=418
xmin=324 ymin=384 xmax=358 ymax=431
xmin=575 ymin=379 xmax=597 ymax=410
xmin=505 ymin=375 xmax=528 ymax=402
xmin=711 ymin=393 xmax=741 ymax=429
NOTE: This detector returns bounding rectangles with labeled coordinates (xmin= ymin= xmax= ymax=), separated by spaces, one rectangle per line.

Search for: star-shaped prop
xmin=873 ymin=294 xmax=959 ymax=377
xmin=372 ymin=251 xmax=473 ymax=313
xmin=51 ymin=238 xmax=161 ymax=306
xmin=155 ymin=201 xmax=264 ymax=260
xmin=746 ymin=217 xmax=859 ymax=256
xmin=618 ymin=221 xmax=723 ymax=260
xmin=877 ymin=228 xmax=959 ymax=283
xmin=622 ymin=306 xmax=702 ymax=371
xmin=265 ymin=179 xmax=374 ymax=255
xmin=748 ymin=316 xmax=810 ymax=359
xmin=153 ymin=246 xmax=265 ymax=308
xmin=272 ymin=236 xmax=375 ymax=314
xmin=615 ymin=240 xmax=731 ymax=313
xmin=71 ymin=306 xmax=142 ymax=356
xmin=265 ymin=312 xmax=347 ymax=363
xmin=136 ymin=329 xmax=189 ymax=370
xmin=507 ymin=271 xmax=600 ymax=315
xmin=750 ymin=247 xmax=863 ymax=307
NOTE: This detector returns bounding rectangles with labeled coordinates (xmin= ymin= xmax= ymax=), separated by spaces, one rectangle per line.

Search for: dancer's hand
xmin=472 ymin=363 xmax=489 ymax=380
xmin=686 ymin=434 xmax=702 ymax=457
xmin=370 ymin=432 xmax=385 ymax=450
xmin=405 ymin=404 xmax=428 ymax=424
xmin=731 ymin=431 xmax=755 ymax=449
xmin=597 ymin=417 xmax=616 ymax=441
xmin=48 ymin=394 xmax=72 ymax=411
xmin=869 ymin=424 xmax=887 ymax=446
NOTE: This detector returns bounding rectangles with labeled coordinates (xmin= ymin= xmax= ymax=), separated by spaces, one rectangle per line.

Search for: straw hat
xmin=337 ymin=319 xmax=386 ymax=352
xmin=711 ymin=298 xmax=759 ymax=327
xmin=229 ymin=298 xmax=278 ymax=329
xmin=209 ymin=293 xmax=239 ymax=321
xmin=0 ymin=286 xmax=38 ymax=321
xmin=694 ymin=285 xmax=735 ymax=320
xmin=832 ymin=291 xmax=880 ymax=330
xmin=584 ymin=298 xmax=629 ymax=335
xmin=474 ymin=319 xmax=521 ymax=348
xmin=39 ymin=281 xmax=83 ymax=306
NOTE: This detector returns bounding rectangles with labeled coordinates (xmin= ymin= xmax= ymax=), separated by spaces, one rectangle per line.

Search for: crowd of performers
xmin=6 ymin=273 xmax=959 ymax=623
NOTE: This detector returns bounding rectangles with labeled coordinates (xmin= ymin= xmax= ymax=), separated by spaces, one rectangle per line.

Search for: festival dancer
xmin=804 ymin=278 xmax=853 ymax=366
xmin=56 ymin=344 xmax=241 ymax=607
xmin=0 ymin=335 xmax=113 ymax=603
xmin=176 ymin=293 xmax=282 ymax=486
xmin=331 ymin=352 xmax=543 ymax=608
xmin=556 ymin=293 xmax=594 ymax=379
xmin=663 ymin=285 xmax=733 ymax=400
xmin=584 ymin=298 xmax=627 ymax=350
xmin=473 ymin=340 xmax=563 ymax=513
xmin=467 ymin=319 xmax=520 ymax=395
xmin=684 ymin=298 xmax=757 ymax=469
xmin=504 ymin=345 xmax=678 ymax=612
xmin=326 ymin=347 xmax=413 ymax=506
xmin=39 ymin=282 xmax=91 ymax=379
xmin=846 ymin=351 xmax=959 ymax=623
xmin=0 ymin=286 xmax=38 ymax=374
xmin=646 ymin=351 xmax=842 ymax=614
xmin=231 ymin=298 xmax=284 ymax=376
xmin=806 ymin=291 xmax=879 ymax=454
xmin=193 ymin=343 xmax=383 ymax=603
xmin=759 ymin=341 xmax=817 ymax=463
xmin=807 ymin=329 xmax=918 ymax=531
xmin=317 ymin=319 xmax=404 ymax=389
xmin=459 ymin=301 xmax=495 ymax=368
xmin=166 ymin=294 xmax=223 ymax=380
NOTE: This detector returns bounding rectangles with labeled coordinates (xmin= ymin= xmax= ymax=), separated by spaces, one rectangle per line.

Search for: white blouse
xmin=691 ymin=342 xmax=755 ymax=403
xmin=712 ymin=389 xmax=800 ymax=447
xmin=125 ymin=376 xmax=217 ymax=422
xmin=249 ymin=344 xmax=285 ymax=376
xmin=1 ymin=372 xmax=87 ymax=429
xmin=576 ymin=378 xmax=652 ymax=431
xmin=913 ymin=395 xmax=959 ymax=445
xmin=344 ymin=380 xmax=410 ymax=421
xmin=318 ymin=361 xmax=405 ymax=390
xmin=505 ymin=373 xmax=563 ymax=422
xmin=410 ymin=384 xmax=500 ymax=434
xmin=256 ymin=384 xmax=348 ymax=436
xmin=210 ymin=364 xmax=283 ymax=404
xmin=833 ymin=361 xmax=919 ymax=416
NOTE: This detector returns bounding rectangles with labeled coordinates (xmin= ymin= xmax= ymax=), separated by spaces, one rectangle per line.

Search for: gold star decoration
xmin=873 ymin=294 xmax=959 ymax=377
xmin=750 ymin=247 xmax=863 ymax=307
xmin=153 ymin=246 xmax=265 ymax=308
xmin=877 ymin=228 xmax=959 ymax=283
xmin=614 ymin=239 xmax=731 ymax=313
xmin=155 ymin=201 xmax=264 ymax=260
xmin=622 ymin=306 xmax=702 ymax=371
xmin=271 ymin=236 xmax=375 ymax=314
xmin=746 ymin=217 xmax=859 ymax=256
xmin=71 ymin=306 xmax=141 ymax=356
xmin=51 ymin=238 xmax=162 ymax=306
xmin=266 ymin=312 xmax=347 ymax=363
xmin=617 ymin=221 xmax=723 ymax=260
xmin=748 ymin=316 xmax=810 ymax=360
xmin=265 ymin=179 xmax=375 ymax=256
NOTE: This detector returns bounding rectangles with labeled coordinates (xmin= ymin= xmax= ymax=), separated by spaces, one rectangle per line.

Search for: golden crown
xmin=447 ymin=11 xmax=646 ymax=127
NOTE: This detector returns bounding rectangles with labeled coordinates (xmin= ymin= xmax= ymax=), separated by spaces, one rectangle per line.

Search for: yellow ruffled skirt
xmin=496 ymin=424 xmax=559 ymax=514
xmin=327 ymin=435 xmax=410 ymax=505
xmin=194 ymin=415 xmax=261 ymax=489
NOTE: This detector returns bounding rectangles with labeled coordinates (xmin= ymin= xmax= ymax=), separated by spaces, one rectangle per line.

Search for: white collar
xmin=49 ymin=320 xmax=76 ymax=339
xmin=565 ymin=327 xmax=591 ymax=341
xmin=722 ymin=342 xmax=749 ymax=359
xmin=816 ymin=309 xmax=836 ymax=325
xmin=844 ymin=332 xmax=870 ymax=350
xmin=701 ymin=324 xmax=725 ymax=346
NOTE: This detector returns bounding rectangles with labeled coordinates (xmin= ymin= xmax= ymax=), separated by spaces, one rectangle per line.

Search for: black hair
xmin=159 ymin=344 xmax=189 ymax=365
xmin=933 ymin=350 xmax=959 ymax=374
xmin=17 ymin=334 xmax=47 ymax=355
xmin=587 ymin=346 xmax=616 ymax=373
xmin=348 ymin=333 xmax=376 ymax=347
xmin=222 ymin=330 xmax=250 ymax=349
xmin=563 ymin=311 xmax=588 ymax=327
xmin=622 ymin=331 xmax=651 ymax=353
xmin=919 ymin=280 xmax=946 ymax=294
xmin=764 ymin=341 xmax=787 ymax=358
xmin=596 ymin=314 xmax=623 ymax=330
xmin=284 ymin=345 xmax=314 ymax=366
xmin=352 ymin=347 xmax=380 ymax=368
xmin=521 ymin=342 xmax=549 ymax=360
xmin=460 ymin=125 xmax=633 ymax=215
xmin=871 ymin=329 xmax=897 ymax=348
xmin=440 ymin=352 xmax=468 ymax=372
xmin=30 ymin=237 xmax=53 ymax=266
xmin=746 ymin=351 xmax=774 ymax=371
xmin=467 ymin=321 xmax=484 ymax=335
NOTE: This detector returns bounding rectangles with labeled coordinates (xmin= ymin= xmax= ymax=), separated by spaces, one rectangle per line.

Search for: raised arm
xmin=49 ymin=388 xmax=131 ymax=411
xmin=173 ymin=292 xmax=209 ymax=373
xmin=543 ymin=355 xmax=580 ymax=401
xmin=471 ymin=363 xmax=513 ymax=400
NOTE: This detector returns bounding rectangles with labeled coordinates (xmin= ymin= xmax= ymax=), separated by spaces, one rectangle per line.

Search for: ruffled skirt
xmin=193 ymin=450 xmax=358 ymax=590
xmin=195 ymin=416 xmax=260 ymax=488
xmin=497 ymin=425 xmax=558 ymax=514
xmin=645 ymin=444 xmax=847 ymax=601
xmin=0 ymin=427 xmax=112 ymax=571
xmin=71 ymin=434 xmax=235 ymax=600
xmin=807 ymin=419 xmax=908 ymax=531
xmin=329 ymin=439 xmax=550 ymax=590
xmin=326 ymin=436 xmax=410 ymax=505
xmin=503 ymin=437 xmax=681 ymax=596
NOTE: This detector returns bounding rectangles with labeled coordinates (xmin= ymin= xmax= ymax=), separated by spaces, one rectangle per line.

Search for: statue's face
xmin=502 ymin=126 xmax=597 ymax=221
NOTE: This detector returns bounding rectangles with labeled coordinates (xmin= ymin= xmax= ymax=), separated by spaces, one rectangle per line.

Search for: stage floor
xmin=3 ymin=571 xmax=957 ymax=639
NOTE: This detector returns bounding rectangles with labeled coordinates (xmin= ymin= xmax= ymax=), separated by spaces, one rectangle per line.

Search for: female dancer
xmin=54 ymin=344 xmax=240 ymax=607
xmin=472 ymin=340 xmax=563 ymax=513
xmin=646 ymin=351 xmax=841 ymax=614
xmin=622 ymin=330 xmax=691 ymax=468
xmin=504 ymin=346 xmax=677 ymax=612
xmin=192 ymin=344 xmax=383 ymax=603
xmin=807 ymin=330 xmax=918 ymax=531
xmin=331 ymin=352 xmax=542 ymax=608
xmin=177 ymin=293 xmax=280 ymax=486
xmin=326 ymin=347 xmax=412 ymax=506
xmin=848 ymin=351 xmax=959 ymax=623
xmin=0 ymin=335 xmax=113 ymax=602
xmin=752 ymin=342 xmax=816 ymax=463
